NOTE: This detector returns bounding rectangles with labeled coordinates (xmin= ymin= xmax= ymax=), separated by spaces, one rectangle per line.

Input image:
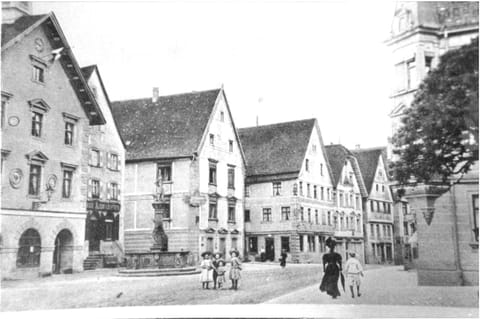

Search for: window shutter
xmin=87 ymin=179 xmax=92 ymax=198
xmin=106 ymin=152 xmax=110 ymax=169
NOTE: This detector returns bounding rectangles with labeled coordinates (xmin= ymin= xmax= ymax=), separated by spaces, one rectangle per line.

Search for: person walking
xmin=199 ymin=252 xmax=213 ymax=289
xmin=319 ymin=237 xmax=342 ymax=299
xmin=279 ymin=249 xmax=287 ymax=268
xmin=344 ymin=252 xmax=364 ymax=298
xmin=229 ymin=250 xmax=242 ymax=290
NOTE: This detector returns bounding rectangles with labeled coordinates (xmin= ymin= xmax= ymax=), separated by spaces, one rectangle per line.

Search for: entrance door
xmin=265 ymin=237 xmax=275 ymax=261
xmin=53 ymin=229 xmax=74 ymax=274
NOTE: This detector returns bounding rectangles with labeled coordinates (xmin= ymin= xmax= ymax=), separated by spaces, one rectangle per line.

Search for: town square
xmin=0 ymin=1 xmax=478 ymax=318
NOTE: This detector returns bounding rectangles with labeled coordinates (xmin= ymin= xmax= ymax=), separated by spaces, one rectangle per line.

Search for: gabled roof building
xmin=351 ymin=147 xmax=395 ymax=265
xmin=239 ymin=119 xmax=338 ymax=264
xmin=112 ymin=88 xmax=246 ymax=262
xmin=1 ymin=5 xmax=106 ymax=278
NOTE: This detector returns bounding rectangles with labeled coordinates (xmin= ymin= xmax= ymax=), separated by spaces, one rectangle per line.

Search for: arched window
xmin=17 ymin=228 xmax=41 ymax=267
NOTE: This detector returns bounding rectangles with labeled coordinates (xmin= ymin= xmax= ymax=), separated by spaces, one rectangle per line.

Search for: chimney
xmin=152 ymin=87 xmax=159 ymax=103
xmin=2 ymin=1 xmax=32 ymax=24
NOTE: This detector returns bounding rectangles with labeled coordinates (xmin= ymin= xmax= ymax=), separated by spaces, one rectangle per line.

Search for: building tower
xmin=2 ymin=1 xmax=32 ymax=23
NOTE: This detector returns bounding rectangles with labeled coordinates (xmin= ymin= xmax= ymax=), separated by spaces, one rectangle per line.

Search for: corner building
xmin=112 ymin=88 xmax=245 ymax=262
xmin=1 ymin=7 xmax=105 ymax=278
xmin=239 ymin=119 xmax=336 ymax=263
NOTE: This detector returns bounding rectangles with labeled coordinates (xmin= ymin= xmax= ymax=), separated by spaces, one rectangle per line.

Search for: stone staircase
xmin=83 ymin=253 xmax=120 ymax=270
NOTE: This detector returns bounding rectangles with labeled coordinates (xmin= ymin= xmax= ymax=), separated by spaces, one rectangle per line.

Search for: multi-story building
xmin=1 ymin=6 xmax=106 ymax=278
xmin=81 ymin=65 xmax=125 ymax=267
xmin=386 ymin=1 xmax=478 ymax=285
xmin=351 ymin=147 xmax=394 ymax=264
xmin=239 ymin=119 xmax=336 ymax=264
xmin=112 ymin=88 xmax=245 ymax=262
xmin=325 ymin=145 xmax=366 ymax=263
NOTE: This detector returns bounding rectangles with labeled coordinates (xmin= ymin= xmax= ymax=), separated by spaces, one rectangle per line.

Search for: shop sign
xmin=87 ymin=200 xmax=121 ymax=212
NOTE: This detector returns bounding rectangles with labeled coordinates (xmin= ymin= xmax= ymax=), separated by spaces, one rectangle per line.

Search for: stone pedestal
xmin=403 ymin=184 xmax=463 ymax=286
xmin=151 ymin=200 xmax=168 ymax=252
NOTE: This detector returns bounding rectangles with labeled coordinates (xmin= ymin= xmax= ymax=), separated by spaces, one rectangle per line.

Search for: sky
xmin=34 ymin=0 xmax=397 ymax=149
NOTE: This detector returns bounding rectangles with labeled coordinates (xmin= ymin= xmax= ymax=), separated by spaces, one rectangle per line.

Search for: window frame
xmin=91 ymin=179 xmax=101 ymax=199
xmin=227 ymin=165 xmax=235 ymax=189
xmin=62 ymin=169 xmax=73 ymax=199
xmin=272 ymin=181 xmax=281 ymax=196
xmin=28 ymin=163 xmax=42 ymax=196
xmin=31 ymin=111 xmax=43 ymax=138
xmin=281 ymin=206 xmax=290 ymax=221
xmin=208 ymin=160 xmax=217 ymax=186
xmin=262 ymin=208 xmax=272 ymax=222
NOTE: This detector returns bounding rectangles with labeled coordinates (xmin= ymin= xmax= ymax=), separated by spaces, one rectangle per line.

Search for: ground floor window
xmin=17 ymin=228 xmax=41 ymax=267
xmin=299 ymin=235 xmax=304 ymax=252
xmin=319 ymin=236 xmax=326 ymax=252
xmin=281 ymin=236 xmax=290 ymax=252
xmin=308 ymin=235 xmax=315 ymax=252
xmin=248 ymin=236 xmax=258 ymax=253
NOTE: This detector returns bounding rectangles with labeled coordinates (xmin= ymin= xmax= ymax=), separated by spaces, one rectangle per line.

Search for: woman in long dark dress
xmin=319 ymin=237 xmax=342 ymax=299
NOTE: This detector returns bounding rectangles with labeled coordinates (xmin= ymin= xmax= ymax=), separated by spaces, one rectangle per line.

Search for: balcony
xmin=369 ymin=212 xmax=393 ymax=222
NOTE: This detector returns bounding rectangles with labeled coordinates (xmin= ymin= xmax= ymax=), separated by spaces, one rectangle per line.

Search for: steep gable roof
xmin=238 ymin=119 xmax=315 ymax=178
xmin=325 ymin=144 xmax=368 ymax=197
xmin=1 ymin=12 xmax=105 ymax=125
xmin=111 ymin=89 xmax=221 ymax=161
xmin=351 ymin=147 xmax=388 ymax=194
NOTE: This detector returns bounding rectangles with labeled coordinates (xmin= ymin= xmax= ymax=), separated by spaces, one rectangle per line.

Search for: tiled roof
xmin=80 ymin=65 xmax=96 ymax=81
xmin=238 ymin=119 xmax=315 ymax=178
xmin=324 ymin=144 xmax=351 ymax=186
xmin=351 ymin=147 xmax=387 ymax=194
xmin=1 ymin=14 xmax=47 ymax=46
xmin=111 ymin=89 xmax=221 ymax=161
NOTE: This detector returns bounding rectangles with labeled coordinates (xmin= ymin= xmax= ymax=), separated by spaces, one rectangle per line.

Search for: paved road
xmin=2 ymin=263 xmax=478 ymax=318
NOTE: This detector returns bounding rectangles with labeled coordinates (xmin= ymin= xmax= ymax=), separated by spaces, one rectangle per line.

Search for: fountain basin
xmin=118 ymin=250 xmax=198 ymax=276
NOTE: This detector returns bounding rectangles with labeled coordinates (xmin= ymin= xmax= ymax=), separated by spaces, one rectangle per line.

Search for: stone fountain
xmin=118 ymin=177 xmax=198 ymax=276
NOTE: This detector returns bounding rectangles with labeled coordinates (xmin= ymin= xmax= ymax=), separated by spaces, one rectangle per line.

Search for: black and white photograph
xmin=0 ymin=1 xmax=478 ymax=318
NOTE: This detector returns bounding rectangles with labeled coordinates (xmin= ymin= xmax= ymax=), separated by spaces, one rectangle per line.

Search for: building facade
xmin=112 ymin=88 xmax=245 ymax=262
xmin=81 ymin=65 xmax=125 ymax=266
xmin=325 ymin=145 xmax=366 ymax=264
xmin=240 ymin=119 xmax=340 ymax=264
xmin=386 ymin=2 xmax=478 ymax=285
xmin=351 ymin=147 xmax=394 ymax=264
xmin=1 ymin=9 xmax=105 ymax=278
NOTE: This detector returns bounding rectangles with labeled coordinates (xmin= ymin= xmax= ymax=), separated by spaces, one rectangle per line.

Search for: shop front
xmin=85 ymin=200 xmax=121 ymax=253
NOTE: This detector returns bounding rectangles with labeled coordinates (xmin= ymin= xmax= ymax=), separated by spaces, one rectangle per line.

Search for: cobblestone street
xmin=2 ymin=264 xmax=478 ymax=317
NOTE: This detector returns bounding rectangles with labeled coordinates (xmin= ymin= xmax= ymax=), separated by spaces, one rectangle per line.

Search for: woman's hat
xmin=229 ymin=249 xmax=239 ymax=256
xmin=201 ymin=251 xmax=212 ymax=258
xmin=325 ymin=237 xmax=337 ymax=248
xmin=213 ymin=252 xmax=223 ymax=258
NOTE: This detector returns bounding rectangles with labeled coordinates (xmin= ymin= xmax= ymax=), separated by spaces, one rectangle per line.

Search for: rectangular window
xmin=308 ymin=235 xmax=315 ymax=252
xmin=281 ymin=207 xmax=290 ymax=221
xmin=473 ymin=194 xmax=479 ymax=242
xmin=28 ymin=164 xmax=41 ymax=196
xmin=308 ymin=208 xmax=311 ymax=223
xmin=109 ymin=153 xmax=120 ymax=171
xmin=300 ymin=207 xmax=304 ymax=221
xmin=209 ymin=134 xmax=214 ymax=146
xmin=370 ymin=200 xmax=374 ymax=212
xmin=31 ymin=112 xmax=43 ymax=137
xmin=62 ymin=170 xmax=73 ymax=198
xmin=64 ymin=122 xmax=74 ymax=145
xmin=315 ymin=210 xmax=319 ymax=224
xmin=307 ymin=184 xmax=311 ymax=198
xmin=1 ymin=98 xmax=6 ymax=129
xmin=327 ymin=211 xmax=331 ymax=225
xmin=281 ymin=236 xmax=290 ymax=252
xmin=425 ymin=56 xmax=433 ymax=74
xmin=89 ymin=149 xmax=100 ymax=167
xmin=320 ymin=163 xmax=323 ymax=176
xmin=376 ymin=201 xmax=380 ymax=212
xmin=370 ymin=224 xmax=375 ymax=238
xmin=228 ymin=166 xmax=235 ymax=189
xmin=262 ymin=208 xmax=272 ymax=222
xmin=109 ymin=182 xmax=119 ymax=200
xmin=209 ymin=201 xmax=217 ymax=219
xmin=208 ymin=161 xmax=217 ymax=185
xmin=244 ymin=209 xmax=251 ymax=222
xmin=273 ymin=182 xmax=281 ymax=196
xmin=403 ymin=221 xmax=409 ymax=236
xmin=228 ymin=205 xmax=236 ymax=223
xmin=220 ymin=111 xmax=225 ymax=122
xmin=320 ymin=187 xmax=324 ymax=200
xmin=305 ymin=159 xmax=309 ymax=172
xmin=32 ymin=65 xmax=45 ymax=83
xmin=91 ymin=179 xmax=100 ymax=199
xmin=229 ymin=140 xmax=233 ymax=152
xmin=299 ymin=235 xmax=304 ymax=252
xmin=299 ymin=182 xmax=303 ymax=196
xmin=157 ymin=163 xmax=172 ymax=182
xmin=339 ymin=192 xmax=344 ymax=207
xmin=313 ymin=185 xmax=317 ymax=199
xmin=248 ymin=237 xmax=258 ymax=253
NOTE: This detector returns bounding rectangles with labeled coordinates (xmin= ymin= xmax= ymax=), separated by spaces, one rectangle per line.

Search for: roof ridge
xmin=351 ymin=146 xmax=386 ymax=153
xmin=112 ymin=88 xmax=221 ymax=105
xmin=239 ymin=118 xmax=316 ymax=131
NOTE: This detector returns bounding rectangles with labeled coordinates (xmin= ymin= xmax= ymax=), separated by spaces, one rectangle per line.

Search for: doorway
xmin=265 ymin=237 xmax=275 ymax=261
xmin=53 ymin=229 xmax=74 ymax=274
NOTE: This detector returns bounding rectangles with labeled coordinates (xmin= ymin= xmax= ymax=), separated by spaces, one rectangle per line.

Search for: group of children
xmin=199 ymin=250 xmax=242 ymax=290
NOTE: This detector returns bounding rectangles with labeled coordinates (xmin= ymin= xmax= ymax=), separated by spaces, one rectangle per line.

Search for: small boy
xmin=216 ymin=260 xmax=226 ymax=289
xmin=344 ymin=252 xmax=364 ymax=298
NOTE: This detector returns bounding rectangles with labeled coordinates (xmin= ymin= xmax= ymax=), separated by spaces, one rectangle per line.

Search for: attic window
xmin=30 ymin=56 xmax=47 ymax=84
xmin=209 ymin=134 xmax=214 ymax=146
xmin=220 ymin=111 xmax=225 ymax=122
